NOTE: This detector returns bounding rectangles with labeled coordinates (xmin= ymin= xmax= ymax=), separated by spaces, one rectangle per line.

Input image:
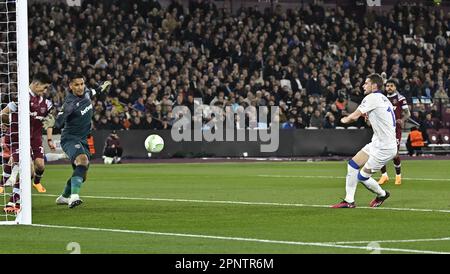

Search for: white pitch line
xmin=328 ymin=237 xmax=450 ymax=245
xmin=258 ymin=174 xmax=450 ymax=182
xmin=30 ymin=224 xmax=450 ymax=254
xmin=34 ymin=194 xmax=450 ymax=214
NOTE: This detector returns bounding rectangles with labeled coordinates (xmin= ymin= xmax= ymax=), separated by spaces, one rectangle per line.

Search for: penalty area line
xmin=33 ymin=193 xmax=450 ymax=214
xmin=30 ymin=224 xmax=450 ymax=254
xmin=258 ymin=174 xmax=450 ymax=182
xmin=327 ymin=237 xmax=450 ymax=245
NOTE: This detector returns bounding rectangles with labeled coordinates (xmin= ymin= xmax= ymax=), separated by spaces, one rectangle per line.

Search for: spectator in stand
xmin=434 ymin=87 xmax=449 ymax=104
xmin=309 ymin=109 xmax=324 ymax=128
xmin=282 ymin=116 xmax=296 ymax=130
xmin=424 ymin=113 xmax=441 ymax=130
xmin=323 ymin=113 xmax=337 ymax=129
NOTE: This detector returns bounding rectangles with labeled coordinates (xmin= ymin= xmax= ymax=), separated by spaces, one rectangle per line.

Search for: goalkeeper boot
xmin=331 ymin=200 xmax=356 ymax=208
xmin=369 ymin=191 xmax=390 ymax=208
xmin=56 ymin=195 xmax=69 ymax=205
xmin=395 ymin=175 xmax=402 ymax=185
xmin=3 ymin=202 xmax=20 ymax=214
xmin=68 ymin=194 xmax=83 ymax=209
xmin=378 ymin=174 xmax=389 ymax=185
xmin=33 ymin=183 xmax=47 ymax=193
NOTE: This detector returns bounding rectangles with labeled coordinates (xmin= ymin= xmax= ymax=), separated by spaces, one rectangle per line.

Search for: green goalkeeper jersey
xmin=55 ymin=88 xmax=94 ymax=142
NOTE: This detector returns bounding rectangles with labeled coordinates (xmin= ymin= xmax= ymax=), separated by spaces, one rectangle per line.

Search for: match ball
xmin=144 ymin=134 xmax=164 ymax=153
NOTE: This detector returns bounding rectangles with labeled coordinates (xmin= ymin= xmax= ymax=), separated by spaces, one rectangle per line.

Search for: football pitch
xmin=1 ymin=160 xmax=449 ymax=254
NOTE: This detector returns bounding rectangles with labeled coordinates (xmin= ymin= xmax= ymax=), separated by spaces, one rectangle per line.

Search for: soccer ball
xmin=144 ymin=134 xmax=164 ymax=153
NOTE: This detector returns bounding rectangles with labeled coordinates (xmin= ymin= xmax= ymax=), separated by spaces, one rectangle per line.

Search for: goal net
xmin=0 ymin=0 xmax=31 ymax=225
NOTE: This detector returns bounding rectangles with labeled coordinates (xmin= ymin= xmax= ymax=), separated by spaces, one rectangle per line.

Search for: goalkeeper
xmin=45 ymin=73 xmax=111 ymax=208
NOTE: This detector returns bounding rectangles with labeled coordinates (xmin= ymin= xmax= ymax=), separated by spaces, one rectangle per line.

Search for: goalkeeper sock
xmin=70 ymin=176 xmax=83 ymax=195
xmin=62 ymin=178 xmax=71 ymax=198
xmin=70 ymin=165 xmax=88 ymax=195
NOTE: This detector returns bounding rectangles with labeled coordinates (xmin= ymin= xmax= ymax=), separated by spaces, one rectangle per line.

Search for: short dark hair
xmin=68 ymin=72 xmax=85 ymax=83
xmin=367 ymin=73 xmax=384 ymax=89
xmin=31 ymin=72 xmax=51 ymax=84
xmin=385 ymin=79 xmax=398 ymax=87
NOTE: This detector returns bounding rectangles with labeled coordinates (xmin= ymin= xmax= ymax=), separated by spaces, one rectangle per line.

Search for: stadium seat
xmin=443 ymin=112 xmax=450 ymax=128
xmin=439 ymin=129 xmax=450 ymax=144
xmin=426 ymin=129 xmax=440 ymax=144
xmin=432 ymin=118 xmax=442 ymax=129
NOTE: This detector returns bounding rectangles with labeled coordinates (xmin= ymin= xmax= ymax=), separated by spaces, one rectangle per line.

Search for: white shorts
xmin=361 ymin=142 xmax=397 ymax=172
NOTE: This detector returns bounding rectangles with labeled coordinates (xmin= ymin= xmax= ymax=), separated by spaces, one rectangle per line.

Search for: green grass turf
xmin=1 ymin=160 xmax=449 ymax=254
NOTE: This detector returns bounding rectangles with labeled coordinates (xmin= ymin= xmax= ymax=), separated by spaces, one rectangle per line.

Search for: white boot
xmin=68 ymin=194 xmax=83 ymax=209
xmin=55 ymin=195 xmax=69 ymax=205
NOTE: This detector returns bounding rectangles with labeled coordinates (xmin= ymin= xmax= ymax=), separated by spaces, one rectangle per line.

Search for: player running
xmin=378 ymin=79 xmax=410 ymax=186
xmin=47 ymin=73 xmax=110 ymax=208
xmin=332 ymin=73 xmax=395 ymax=208
xmin=1 ymin=73 xmax=55 ymax=213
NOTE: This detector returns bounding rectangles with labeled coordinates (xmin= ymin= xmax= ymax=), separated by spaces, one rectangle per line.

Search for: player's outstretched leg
xmin=358 ymin=169 xmax=390 ymax=207
xmin=378 ymin=165 xmax=389 ymax=185
xmin=68 ymin=155 xmax=89 ymax=209
xmin=68 ymin=165 xmax=87 ymax=208
xmin=331 ymin=160 xmax=358 ymax=208
xmin=393 ymin=156 xmax=401 ymax=185
xmin=56 ymin=178 xmax=71 ymax=205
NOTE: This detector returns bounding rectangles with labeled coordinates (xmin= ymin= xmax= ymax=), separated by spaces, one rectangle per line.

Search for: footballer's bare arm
xmin=341 ymin=109 xmax=363 ymax=124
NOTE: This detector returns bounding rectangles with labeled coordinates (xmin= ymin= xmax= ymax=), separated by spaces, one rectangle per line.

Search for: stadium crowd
xmin=24 ymin=0 xmax=450 ymax=131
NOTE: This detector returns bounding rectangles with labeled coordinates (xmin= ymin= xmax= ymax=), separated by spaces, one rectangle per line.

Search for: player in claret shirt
xmin=378 ymin=79 xmax=410 ymax=186
xmin=1 ymin=72 xmax=56 ymax=213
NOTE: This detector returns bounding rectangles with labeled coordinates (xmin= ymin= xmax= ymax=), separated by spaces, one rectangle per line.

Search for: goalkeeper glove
xmin=42 ymin=114 xmax=55 ymax=129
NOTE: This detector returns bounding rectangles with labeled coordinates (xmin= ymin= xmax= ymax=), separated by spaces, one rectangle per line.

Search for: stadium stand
xmin=2 ymin=0 xmax=448 ymax=136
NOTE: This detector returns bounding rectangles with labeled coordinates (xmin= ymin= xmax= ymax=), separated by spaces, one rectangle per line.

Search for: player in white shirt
xmin=332 ymin=73 xmax=395 ymax=208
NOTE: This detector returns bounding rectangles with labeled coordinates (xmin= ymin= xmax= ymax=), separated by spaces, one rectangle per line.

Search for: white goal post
xmin=0 ymin=0 xmax=31 ymax=225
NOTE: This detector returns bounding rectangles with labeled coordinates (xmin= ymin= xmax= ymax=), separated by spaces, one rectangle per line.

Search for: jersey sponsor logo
xmin=80 ymin=104 xmax=93 ymax=116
